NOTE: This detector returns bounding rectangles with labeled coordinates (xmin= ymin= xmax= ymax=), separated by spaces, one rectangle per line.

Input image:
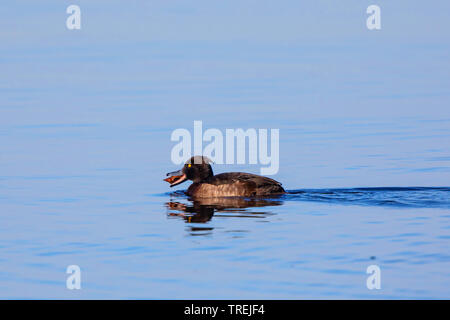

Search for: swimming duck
xmin=164 ymin=156 xmax=285 ymax=198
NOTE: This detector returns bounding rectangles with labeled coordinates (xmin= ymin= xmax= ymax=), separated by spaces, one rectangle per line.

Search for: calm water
xmin=1 ymin=1 xmax=450 ymax=299
xmin=1 ymin=178 xmax=449 ymax=299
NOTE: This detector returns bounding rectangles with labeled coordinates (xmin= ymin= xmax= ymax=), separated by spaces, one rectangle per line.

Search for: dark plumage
xmin=164 ymin=156 xmax=285 ymax=198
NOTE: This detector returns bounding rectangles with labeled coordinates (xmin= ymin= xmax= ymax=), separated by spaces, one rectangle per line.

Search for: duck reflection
xmin=166 ymin=196 xmax=284 ymax=224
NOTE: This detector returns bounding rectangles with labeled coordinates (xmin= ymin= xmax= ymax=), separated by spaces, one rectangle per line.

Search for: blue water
xmin=1 ymin=182 xmax=449 ymax=299
xmin=1 ymin=1 xmax=450 ymax=299
xmin=287 ymin=187 xmax=450 ymax=209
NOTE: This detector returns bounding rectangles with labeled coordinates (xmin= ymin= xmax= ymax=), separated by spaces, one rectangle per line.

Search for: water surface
xmin=1 ymin=1 xmax=450 ymax=299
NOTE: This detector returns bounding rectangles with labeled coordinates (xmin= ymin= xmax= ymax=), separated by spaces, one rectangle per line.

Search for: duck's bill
xmin=164 ymin=170 xmax=187 ymax=187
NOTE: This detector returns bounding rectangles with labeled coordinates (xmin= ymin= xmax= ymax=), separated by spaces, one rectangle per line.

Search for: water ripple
xmin=286 ymin=187 xmax=450 ymax=208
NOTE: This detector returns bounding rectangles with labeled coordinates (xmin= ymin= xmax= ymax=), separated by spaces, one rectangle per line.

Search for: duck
xmin=164 ymin=156 xmax=285 ymax=198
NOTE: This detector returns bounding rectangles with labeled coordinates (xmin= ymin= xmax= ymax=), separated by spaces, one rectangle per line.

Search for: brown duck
xmin=164 ymin=156 xmax=285 ymax=198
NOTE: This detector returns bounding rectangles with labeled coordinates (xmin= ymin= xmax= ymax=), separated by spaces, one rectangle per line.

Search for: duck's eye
xmin=187 ymin=164 xmax=192 ymax=168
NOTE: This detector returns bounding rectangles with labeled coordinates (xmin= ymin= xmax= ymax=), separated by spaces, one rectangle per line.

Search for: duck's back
xmin=186 ymin=172 xmax=285 ymax=198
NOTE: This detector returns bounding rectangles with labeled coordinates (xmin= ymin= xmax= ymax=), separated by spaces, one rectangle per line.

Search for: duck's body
xmin=187 ymin=172 xmax=285 ymax=198
xmin=165 ymin=156 xmax=285 ymax=198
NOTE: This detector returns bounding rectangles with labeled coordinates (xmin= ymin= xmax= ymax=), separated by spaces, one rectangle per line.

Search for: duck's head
xmin=164 ymin=156 xmax=214 ymax=187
